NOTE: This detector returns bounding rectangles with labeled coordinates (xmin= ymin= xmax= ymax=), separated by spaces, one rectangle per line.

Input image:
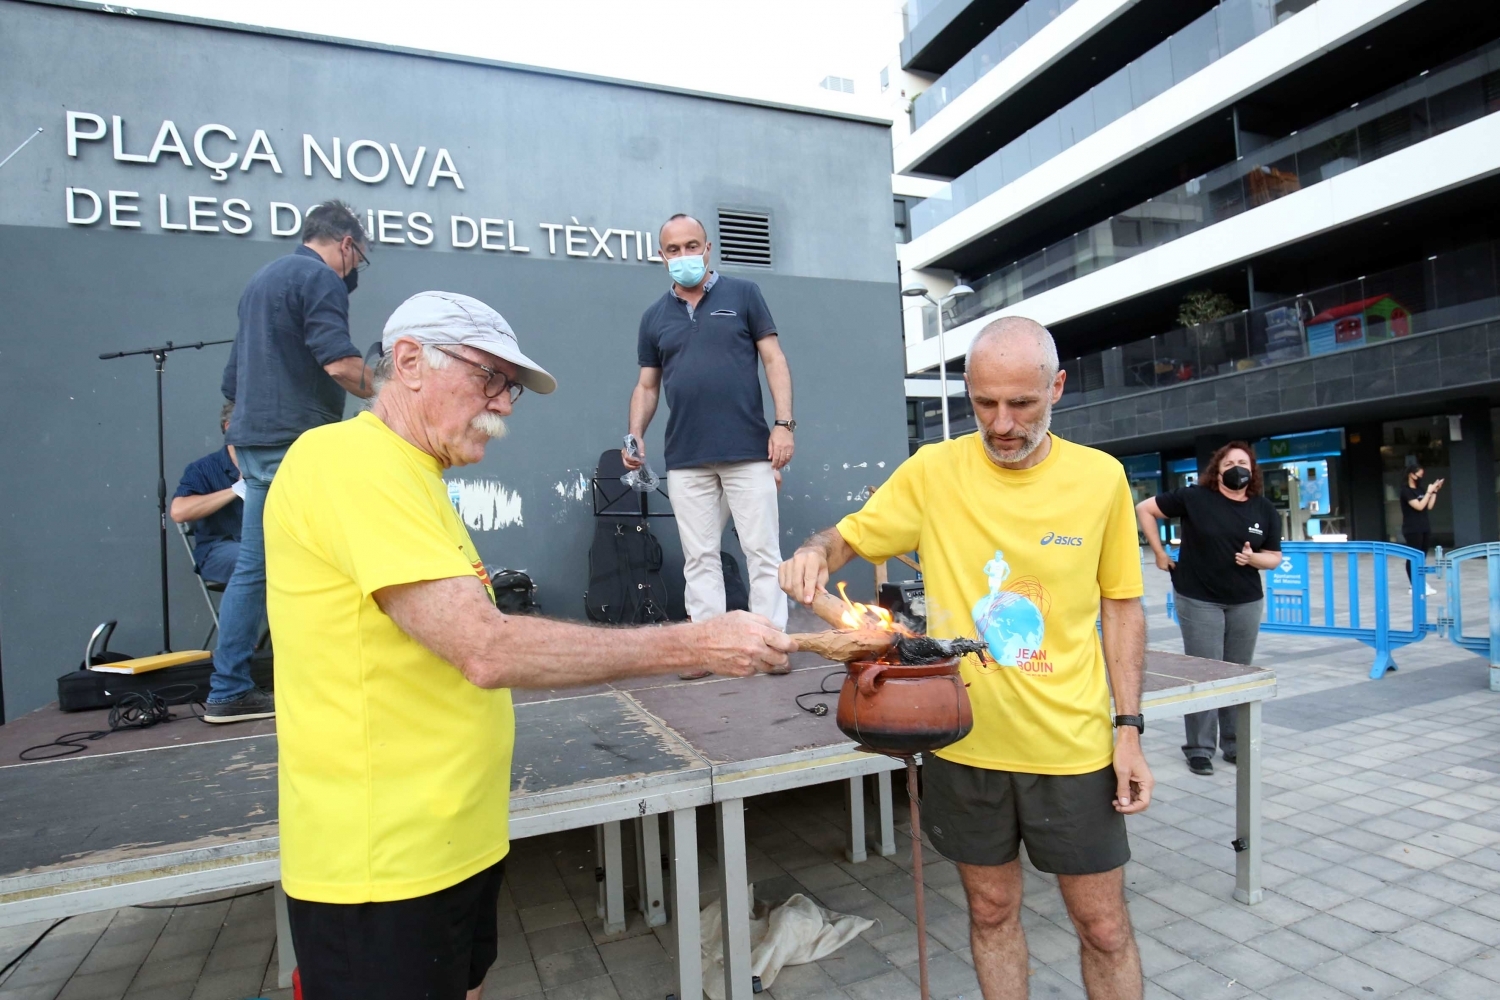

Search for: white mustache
xmin=471 ymin=413 xmax=507 ymax=439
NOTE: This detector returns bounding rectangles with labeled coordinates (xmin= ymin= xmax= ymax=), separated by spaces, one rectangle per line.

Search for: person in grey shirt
xmin=206 ymin=200 xmax=376 ymax=723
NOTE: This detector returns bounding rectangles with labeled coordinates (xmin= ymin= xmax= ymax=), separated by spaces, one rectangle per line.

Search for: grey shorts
xmin=920 ymin=755 xmax=1130 ymax=875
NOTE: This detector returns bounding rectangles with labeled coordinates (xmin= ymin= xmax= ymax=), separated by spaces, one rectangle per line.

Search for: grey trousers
xmin=1175 ymin=592 xmax=1263 ymax=761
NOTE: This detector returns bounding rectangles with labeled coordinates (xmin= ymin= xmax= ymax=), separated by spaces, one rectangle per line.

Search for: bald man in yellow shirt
xmin=782 ymin=317 xmax=1152 ymax=1000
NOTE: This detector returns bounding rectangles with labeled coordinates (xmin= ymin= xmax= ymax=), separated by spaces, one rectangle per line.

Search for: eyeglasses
xmin=347 ymin=239 xmax=371 ymax=273
xmin=432 ymin=346 xmax=525 ymax=402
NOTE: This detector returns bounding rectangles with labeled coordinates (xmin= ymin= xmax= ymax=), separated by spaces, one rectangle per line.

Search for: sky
xmin=132 ymin=0 xmax=905 ymax=118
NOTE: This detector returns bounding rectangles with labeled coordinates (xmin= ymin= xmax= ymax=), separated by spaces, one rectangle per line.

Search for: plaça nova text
xmin=59 ymin=112 xmax=668 ymax=260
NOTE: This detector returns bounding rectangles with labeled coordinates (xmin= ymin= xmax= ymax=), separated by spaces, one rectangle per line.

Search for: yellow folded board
xmin=88 ymin=650 xmax=213 ymax=675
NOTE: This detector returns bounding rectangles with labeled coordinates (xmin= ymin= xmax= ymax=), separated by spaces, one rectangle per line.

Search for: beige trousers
xmin=668 ymin=460 xmax=788 ymax=629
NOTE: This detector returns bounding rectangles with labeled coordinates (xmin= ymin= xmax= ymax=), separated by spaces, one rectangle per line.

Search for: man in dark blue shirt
xmin=624 ymin=214 xmax=796 ymax=670
xmin=208 ymin=200 xmax=376 ymax=723
xmin=171 ymin=401 xmax=243 ymax=585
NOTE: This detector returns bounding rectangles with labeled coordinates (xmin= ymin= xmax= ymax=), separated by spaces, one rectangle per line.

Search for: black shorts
xmin=286 ymin=860 xmax=505 ymax=1000
xmin=921 ymin=756 xmax=1129 ymax=875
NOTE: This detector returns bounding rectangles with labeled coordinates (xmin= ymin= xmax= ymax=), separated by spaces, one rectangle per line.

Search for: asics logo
xmin=1040 ymin=531 xmax=1084 ymax=546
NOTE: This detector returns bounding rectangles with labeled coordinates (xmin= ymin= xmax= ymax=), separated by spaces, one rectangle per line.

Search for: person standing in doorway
xmin=1400 ymin=459 xmax=1443 ymax=594
xmin=623 ymin=213 xmax=795 ymax=674
xmin=207 ymin=200 xmax=377 ymax=723
xmin=1136 ymin=443 xmax=1281 ymax=776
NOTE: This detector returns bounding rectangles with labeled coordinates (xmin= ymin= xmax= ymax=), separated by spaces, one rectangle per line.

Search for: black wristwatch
xmin=1113 ymin=714 xmax=1145 ymax=734
xmin=775 ymin=419 xmax=797 ymax=433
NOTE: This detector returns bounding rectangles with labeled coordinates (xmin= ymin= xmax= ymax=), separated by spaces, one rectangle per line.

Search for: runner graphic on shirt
xmin=971 ymin=551 xmax=1051 ymax=670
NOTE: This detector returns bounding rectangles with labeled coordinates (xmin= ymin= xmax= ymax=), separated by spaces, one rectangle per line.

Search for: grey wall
xmin=0 ymin=2 xmax=905 ymax=718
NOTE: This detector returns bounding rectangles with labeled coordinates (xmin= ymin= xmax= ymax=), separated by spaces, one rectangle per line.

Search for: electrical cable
xmin=18 ymin=685 xmax=203 ymax=761
xmin=131 ymin=886 xmax=272 ymax=910
xmin=0 ymin=916 xmax=71 ymax=982
xmin=793 ymin=668 xmax=845 ymax=717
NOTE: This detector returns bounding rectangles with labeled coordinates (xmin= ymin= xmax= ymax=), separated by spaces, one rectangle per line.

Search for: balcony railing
xmin=934 ymin=40 xmax=1500 ymax=331
xmin=909 ymin=0 xmax=1315 ymax=239
xmin=904 ymin=0 xmax=953 ymax=37
xmin=911 ymin=0 xmax=1077 ymax=131
xmin=1054 ymin=241 xmax=1500 ymax=411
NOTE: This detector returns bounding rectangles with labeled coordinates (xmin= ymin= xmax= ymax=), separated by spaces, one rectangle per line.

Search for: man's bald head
xmin=965 ymin=316 xmax=1059 ymax=385
xmin=659 ymin=213 xmax=708 ymax=244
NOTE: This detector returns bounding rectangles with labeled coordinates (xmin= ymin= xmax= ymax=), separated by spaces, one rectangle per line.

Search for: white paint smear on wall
xmin=449 ymin=478 xmax=523 ymax=530
xmin=553 ymin=473 xmax=588 ymax=502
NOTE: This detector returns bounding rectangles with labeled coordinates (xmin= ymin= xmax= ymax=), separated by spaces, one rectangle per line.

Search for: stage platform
xmin=0 ymin=622 xmax=1274 ymax=1000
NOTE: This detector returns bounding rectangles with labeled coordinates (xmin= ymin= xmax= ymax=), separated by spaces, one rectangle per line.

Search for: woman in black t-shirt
xmin=1398 ymin=461 xmax=1443 ymax=592
xmin=1136 ymin=443 xmax=1282 ymax=776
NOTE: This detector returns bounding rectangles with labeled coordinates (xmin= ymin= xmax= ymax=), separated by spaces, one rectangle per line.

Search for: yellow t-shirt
xmin=265 ymin=410 xmax=513 ymax=903
xmin=836 ymin=433 xmax=1142 ymax=775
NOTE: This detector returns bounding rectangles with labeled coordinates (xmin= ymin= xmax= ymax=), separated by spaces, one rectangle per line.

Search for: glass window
xmin=1129 ymin=40 xmax=1174 ymax=109
xmin=1170 ymin=10 xmax=1220 ymax=84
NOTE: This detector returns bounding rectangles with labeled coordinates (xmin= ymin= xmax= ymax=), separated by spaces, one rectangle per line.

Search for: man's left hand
xmin=1112 ymin=730 xmax=1153 ymax=814
xmin=769 ymin=426 xmax=795 ymax=470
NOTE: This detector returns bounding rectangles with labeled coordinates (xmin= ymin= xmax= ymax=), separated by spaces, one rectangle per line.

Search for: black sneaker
xmin=203 ymin=687 xmax=275 ymax=724
xmin=1188 ymin=757 xmax=1214 ymax=776
xmin=1222 ymin=751 xmax=1237 ymax=765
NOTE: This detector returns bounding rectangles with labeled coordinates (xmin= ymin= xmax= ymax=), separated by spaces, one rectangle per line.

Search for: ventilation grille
xmin=718 ymin=210 xmax=772 ymax=267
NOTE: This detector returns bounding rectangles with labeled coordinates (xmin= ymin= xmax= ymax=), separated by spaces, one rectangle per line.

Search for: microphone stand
xmin=99 ymin=338 xmax=233 ymax=652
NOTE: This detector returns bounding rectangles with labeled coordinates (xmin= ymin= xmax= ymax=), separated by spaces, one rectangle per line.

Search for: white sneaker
xmin=1425 ymin=585 xmax=1437 ymax=596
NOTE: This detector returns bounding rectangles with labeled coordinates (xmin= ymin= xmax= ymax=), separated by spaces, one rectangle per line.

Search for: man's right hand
xmin=780 ymin=547 xmax=830 ymax=606
xmin=692 ymin=611 xmax=796 ymax=676
xmin=1154 ymin=550 xmax=1176 ymax=572
xmin=621 ymin=441 xmax=645 ymax=470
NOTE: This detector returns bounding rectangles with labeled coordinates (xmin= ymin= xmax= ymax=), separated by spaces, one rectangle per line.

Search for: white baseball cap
xmin=381 ymin=290 xmax=557 ymax=395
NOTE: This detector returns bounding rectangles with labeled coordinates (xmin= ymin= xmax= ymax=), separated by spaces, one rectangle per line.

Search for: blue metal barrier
xmin=1261 ymin=542 xmax=1434 ymax=679
xmin=1162 ymin=542 xmax=1436 ymax=679
xmin=1438 ymin=543 xmax=1500 ymax=692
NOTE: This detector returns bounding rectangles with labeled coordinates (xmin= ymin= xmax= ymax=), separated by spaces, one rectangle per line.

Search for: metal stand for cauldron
xmin=901 ymin=756 xmax=932 ymax=1000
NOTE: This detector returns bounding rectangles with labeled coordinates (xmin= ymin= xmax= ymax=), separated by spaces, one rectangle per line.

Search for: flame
xmin=836 ymin=582 xmax=911 ymax=634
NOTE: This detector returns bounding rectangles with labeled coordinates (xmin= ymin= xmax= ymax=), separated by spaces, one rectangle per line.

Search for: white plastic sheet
xmin=699 ymin=889 xmax=874 ymax=1000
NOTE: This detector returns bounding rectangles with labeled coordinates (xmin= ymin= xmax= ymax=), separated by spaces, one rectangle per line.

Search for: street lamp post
xmin=902 ymin=282 xmax=973 ymax=440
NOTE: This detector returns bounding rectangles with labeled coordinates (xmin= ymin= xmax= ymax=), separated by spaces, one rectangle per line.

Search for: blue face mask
xmin=667 ymin=253 xmax=707 ymax=288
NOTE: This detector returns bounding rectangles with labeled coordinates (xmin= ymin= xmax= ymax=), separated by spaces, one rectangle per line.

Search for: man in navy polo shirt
xmin=209 ymin=200 xmax=377 ymax=723
xmin=623 ymin=214 xmax=796 ymax=670
xmin=170 ymin=400 xmax=243 ymax=586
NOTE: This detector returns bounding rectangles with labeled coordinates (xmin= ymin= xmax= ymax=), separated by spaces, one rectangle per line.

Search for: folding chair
xmin=177 ymin=522 xmax=225 ymax=647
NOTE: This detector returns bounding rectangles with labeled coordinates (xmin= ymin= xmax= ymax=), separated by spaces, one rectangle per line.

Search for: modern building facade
xmin=894 ymin=0 xmax=1500 ymax=550
xmin=0 ymin=0 xmax=904 ymax=718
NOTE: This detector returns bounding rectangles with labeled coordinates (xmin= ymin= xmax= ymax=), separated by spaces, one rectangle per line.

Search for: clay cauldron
xmin=836 ymin=656 xmax=973 ymax=756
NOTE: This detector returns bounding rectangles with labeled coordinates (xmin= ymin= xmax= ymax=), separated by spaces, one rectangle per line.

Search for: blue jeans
xmin=195 ymin=539 xmax=241 ymax=586
xmin=209 ymin=445 xmax=287 ymax=703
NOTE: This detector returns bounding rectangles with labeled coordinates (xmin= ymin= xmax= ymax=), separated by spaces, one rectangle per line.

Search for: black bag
xmin=490 ymin=568 xmax=540 ymax=615
xmin=57 ymin=620 xmax=270 ymax=712
xmin=722 ymin=552 xmax=749 ymax=613
xmin=585 ymin=518 xmax=671 ymax=624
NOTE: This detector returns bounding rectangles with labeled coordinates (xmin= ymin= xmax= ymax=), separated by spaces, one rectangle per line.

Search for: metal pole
xmin=906 ymin=757 xmax=930 ymax=1000
xmin=934 ymin=297 xmax=950 ymax=440
xmin=155 ymin=350 xmax=171 ymax=652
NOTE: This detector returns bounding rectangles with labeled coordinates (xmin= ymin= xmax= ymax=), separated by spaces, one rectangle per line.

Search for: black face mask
xmin=1222 ymin=466 xmax=1252 ymax=491
xmin=344 ymin=267 xmax=359 ymax=294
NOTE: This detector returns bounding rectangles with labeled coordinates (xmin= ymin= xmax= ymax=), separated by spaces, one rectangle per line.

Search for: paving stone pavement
xmin=2 ymin=558 xmax=1496 ymax=1000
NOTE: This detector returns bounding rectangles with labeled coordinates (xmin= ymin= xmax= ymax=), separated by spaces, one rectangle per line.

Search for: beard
xmin=471 ymin=412 xmax=508 ymax=439
xmin=982 ymin=404 xmax=1051 ymax=465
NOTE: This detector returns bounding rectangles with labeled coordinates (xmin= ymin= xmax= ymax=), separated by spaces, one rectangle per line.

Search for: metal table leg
xmin=716 ymin=798 xmax=753 ymax=1000
xmin=875 ymin=770 xmax=896 ymax=857
xmin=844 ymin=776 xmax=867 ymax=863
xmin=1234 ymin=700 xmax=1263 ymax=905
xmin=636 ymin=814 xmax=666 ymax=927
xmin=671 ymin=808 xmax=703 ymax=1000
xmin=273 ymin=881 xmax=296 ymax=989
xmin=596 ymin=822 xmax=626 ymax=934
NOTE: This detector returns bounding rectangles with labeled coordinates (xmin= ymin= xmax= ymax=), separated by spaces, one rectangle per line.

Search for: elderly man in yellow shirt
xmin=781 ymin=317 xmax=1153 ymax=1000
xmin=265 ymin=290 xmax=795 ymax=1000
